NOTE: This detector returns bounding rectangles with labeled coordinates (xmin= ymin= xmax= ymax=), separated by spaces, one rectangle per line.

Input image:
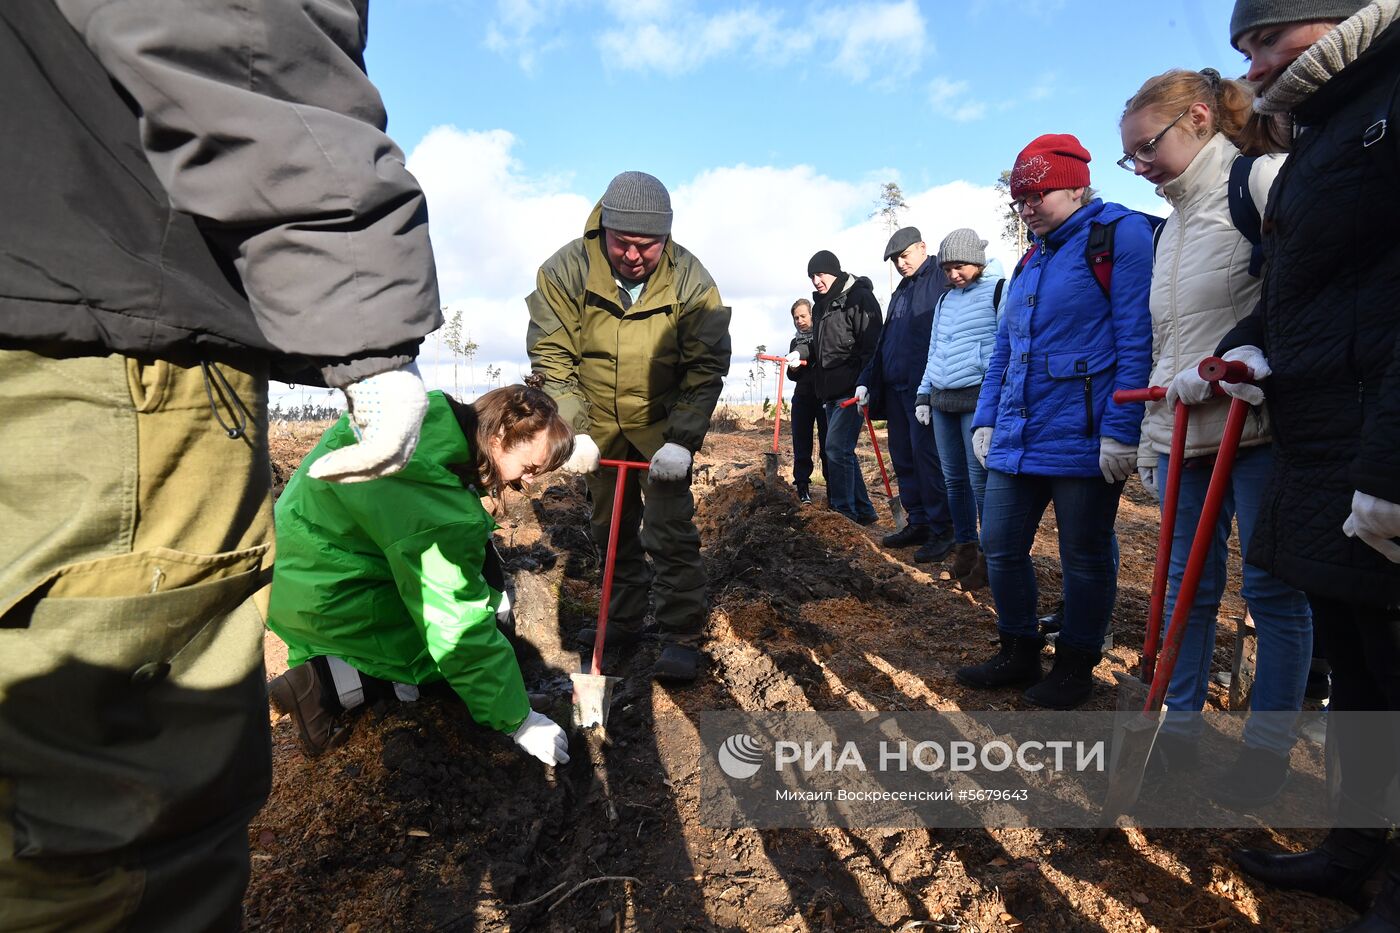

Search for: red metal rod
xmin=1113 ymin=386 xmax=1167 ymax=403
xmin=861 ymin=406 xmax=895 ymax=499
xmin=1144 ymin=397 xmax=1251 ymax=712
xmin=839 ymin=396 xmax=858 ymax=408
xmin=591 ymin=459 xmax=649 ymax=676
xmin=1198 ymin=356 xmax=1251 ymax=384
xmin=1141 ymin=400 xmax=1189 ymax=684
xmin=773 ymin=367 xmax=785 ymax=454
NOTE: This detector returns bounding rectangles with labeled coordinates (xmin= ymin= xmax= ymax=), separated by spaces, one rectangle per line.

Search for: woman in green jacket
xmin=267 ymin=383 xmax=574 ymax=764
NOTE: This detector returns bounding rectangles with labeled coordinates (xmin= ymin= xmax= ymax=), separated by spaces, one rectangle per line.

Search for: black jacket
xmin=788 ymin=331 xmax=817 ymax=400
xmin=1218 ymin=21 xmax=1400 ymax=608
xmin=810 ymin=274 xmax=883 ymax=402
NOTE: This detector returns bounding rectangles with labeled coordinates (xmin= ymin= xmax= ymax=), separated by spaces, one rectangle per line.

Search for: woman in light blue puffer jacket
xmin=915 ymin=229 xmax=1004 ymax=588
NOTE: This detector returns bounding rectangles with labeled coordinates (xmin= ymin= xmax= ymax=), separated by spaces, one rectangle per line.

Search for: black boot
xmin=882 ymin=523 xmax=929 ymax=548
xmin=796 ymin=483 xmax=812 ymax=504
xmin=1233 ymin=827 xmax=1387 ymax=912
xmin=1335 ymin=844 xmax=1400 ymax=931
xmin=956 ymin=633 xmax=1045 ymax=689
xmin=1023 ymin=642 xmax=1100 ymax=709
xmin=1206 ymin=744 xmax=1291 ymax=810
xmin=913 ymin=527 xmax=956 ymax=563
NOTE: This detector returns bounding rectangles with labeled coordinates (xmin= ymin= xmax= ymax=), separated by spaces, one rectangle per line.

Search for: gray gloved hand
xmin=1138 ymin=465 xmax=1159 ymax=501
xmin=972 ymin=426 xmax=993 ymax=467
xmin=649 ymin=442 xmax=692 ymax=481
xmin=560 ymin=434 xmax=601 ymax=474
xmin=309 ymin=362 xmax=428 ymax=483
xmin=915 ymin=404 xmax=931 ymax=426
xmin=1099 ymin=437 xmax=1136 ymax=484
xmin=1219 ymin=346 xmax=1270 ymax=406
xmin=1164 ymin=361 xmax=1215 ymax=408
xmin=1343 ymin=490 xmax=1400 ymax=563
xmin=854 ymin=385 xmax=869 ymax=408
xmin=510 ymin=710 xmax=570 ymax=766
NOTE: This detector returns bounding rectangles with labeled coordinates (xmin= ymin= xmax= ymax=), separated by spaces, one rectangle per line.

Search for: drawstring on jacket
xmin=200 ymin=360 xmax=251 ymax=439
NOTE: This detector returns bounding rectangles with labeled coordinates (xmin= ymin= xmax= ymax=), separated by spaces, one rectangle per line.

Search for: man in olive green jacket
xmin=526 ymin=171 xmax=732 ymax=681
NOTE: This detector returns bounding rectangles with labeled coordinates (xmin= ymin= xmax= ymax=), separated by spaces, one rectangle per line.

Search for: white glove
xmin=786 ymin=350 xmax=803 ymax=367
xmin=649 ymin=442 xmax=692 ymax=481
xmin=309 ymin=362 xmax=428 ymax=483
xmin=510 ymin=710 xmax=570 ymax=766
xmin=854 ymin=385 xmax=869 ymax=408
xmin=972 ymin=427 xmax=993 ymax=467
xmin=1138 ymin=465 xmax=1159 ymax=501
xmin=495 ymin=587 xmax=513 ymax=624
xmin=1343 ymin=491 xmax=1400 ymax=563
xmin=1219 ymin=346 xmax=1270 ymax=406
xmin=1099 ymin=437 xmax=1136 ymax=484
xmin=1164 ymin=362 xmax=1215 ymax=408
xmin=915 ymin=404 xmax=931 ymax=426
xmin=560 ymin=434 xmax=601 ymax=474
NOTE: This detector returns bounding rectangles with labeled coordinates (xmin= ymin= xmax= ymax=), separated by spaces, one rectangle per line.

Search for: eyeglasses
xmin=1008 ymin=190 xmax=1053 ymax=213
xmin=1117 ymin=109 xmax=1189 ymax=171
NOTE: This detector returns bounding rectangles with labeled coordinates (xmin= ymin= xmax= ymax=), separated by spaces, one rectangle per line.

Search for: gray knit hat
xmin=600 ymin=171 xmax=673 ymax=236
xmin=1229 ymin=0 xmax=1364 ymax=48
xmin=938 ymin=228 xmax=987 ymax=267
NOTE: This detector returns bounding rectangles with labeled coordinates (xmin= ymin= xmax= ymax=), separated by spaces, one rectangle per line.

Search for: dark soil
xmin=248 ymin=419 xmax=1349 ymax=932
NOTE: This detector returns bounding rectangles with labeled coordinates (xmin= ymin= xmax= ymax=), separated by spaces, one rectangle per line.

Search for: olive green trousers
xmin=585 ymin=431 xmax=706 ymax=635
xmin=0 ymin=350 xmax=274 ymax=932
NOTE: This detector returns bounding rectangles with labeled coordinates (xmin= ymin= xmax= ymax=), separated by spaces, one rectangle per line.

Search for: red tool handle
xmin=861 ymin=406 xmax=894 ymax=499
xmin=839 ymin=396 xmax=859 ymax=408
xmin=757 ymin=355 xmax=804 ymax=453
xmin=1113 ymin=387 xmax=1167 ymax=403
xmin=591 ymin=459 xmax=650 ymax=676
xmin=1144 ymin=397 xmax=1252 ymax=712
xmin=1140 ymin=401 xmax=1189 ymax=684
xmin=1198 ymin=356 xmax=1251 ymax=384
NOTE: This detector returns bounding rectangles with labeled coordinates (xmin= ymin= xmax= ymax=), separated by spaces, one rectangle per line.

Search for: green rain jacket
xmin=526 ymin=202 xmax=732 ymax=457
xmin=267 ymin=392 xmax=530 ymax=734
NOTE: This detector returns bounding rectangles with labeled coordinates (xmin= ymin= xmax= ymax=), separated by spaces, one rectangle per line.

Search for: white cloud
xmin=591 ymin=0 xmax=923 ymax=81
xmin=826 ymin=0 xmax=926 ymax=84
xmin=391 ymin=127 xmax=1012 ymax=401
xmin=927 ymin=76 xmax=986 ymax=123
xmin=484 ymin=0 xmax=579 ymax=73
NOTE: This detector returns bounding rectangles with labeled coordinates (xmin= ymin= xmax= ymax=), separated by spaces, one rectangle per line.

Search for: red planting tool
xmin=570 ymin=458 xmax=649 ymax=730
xmin=756 ymin=353 xmax=804 ymax=482
xmin=1100 ymin=356 xmax=1254 ymax=821
xmin=840 ymin=395 xmax=908 ymax=531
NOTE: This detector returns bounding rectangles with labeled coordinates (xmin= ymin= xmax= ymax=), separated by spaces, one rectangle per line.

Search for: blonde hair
xmin=1122 ymin=68 xmax=1288 ymax=155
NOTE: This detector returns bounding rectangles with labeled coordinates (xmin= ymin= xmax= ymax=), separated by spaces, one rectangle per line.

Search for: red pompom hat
xmin=1009 ymin=134 xmax=1092 ymax=199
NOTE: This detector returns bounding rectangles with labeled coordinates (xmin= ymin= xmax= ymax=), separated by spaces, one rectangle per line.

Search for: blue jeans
xmin=1157 ymin=444 xmax=1313 ymax=754
xmin=823 ymin=400 xmax=875 ymax=521
xmin=931 ymin=408 xmax=987 ymax=545
xmin=983 ymin=470 xmax=1124 ymax=653
xmin=883 ymin=385 xmax=951 ymax=531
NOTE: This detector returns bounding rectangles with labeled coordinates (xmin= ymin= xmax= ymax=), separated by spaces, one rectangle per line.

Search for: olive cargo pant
xmin=585 ymin=433 xmax=706 ymax=636
xmin=0 ymin=350 xmax=274 ymax=932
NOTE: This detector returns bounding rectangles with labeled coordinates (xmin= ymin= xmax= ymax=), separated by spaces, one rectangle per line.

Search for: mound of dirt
xmin=248 ymin=423 xmax=1349 ymax=932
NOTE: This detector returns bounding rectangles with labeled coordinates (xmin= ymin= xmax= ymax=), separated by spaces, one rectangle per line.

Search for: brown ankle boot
xmin=958 ymin=552 xmax=988 ymax=591
xmin=950 ymin=542 xmax=978 ymax=578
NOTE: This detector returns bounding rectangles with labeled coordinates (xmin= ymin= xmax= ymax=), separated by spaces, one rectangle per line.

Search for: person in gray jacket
xmin=0 ymin=1 xmax=439 ymax=928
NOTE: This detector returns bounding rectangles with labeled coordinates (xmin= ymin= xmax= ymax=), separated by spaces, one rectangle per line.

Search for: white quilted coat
xmin=1139 ymin=132 xmax=1285 ymax=464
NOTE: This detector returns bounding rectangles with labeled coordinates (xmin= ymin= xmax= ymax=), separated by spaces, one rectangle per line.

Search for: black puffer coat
xmin=1218 ymin=21 xmax=1400 ymax=608
xmin=810 ymin=274 xmax=883 ymax=403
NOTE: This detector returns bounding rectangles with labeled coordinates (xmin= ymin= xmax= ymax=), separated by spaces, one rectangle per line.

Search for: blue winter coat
xmin=917 ymin=258 xmax=1005 ymax=395
xmin=858 ymin=256 xmax=948 ymax=418
xmin=973 ymin=200 xmax=1154 ymax=476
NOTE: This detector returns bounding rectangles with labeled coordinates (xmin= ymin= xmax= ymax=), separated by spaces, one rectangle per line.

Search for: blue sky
xmin=279 ymin=0 xmax=1249 ymax=407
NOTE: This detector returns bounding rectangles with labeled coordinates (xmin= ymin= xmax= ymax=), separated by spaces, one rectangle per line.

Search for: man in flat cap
xmin=855 ymin=227 xmax=955 ymax=561
xmin=526 ymin=171 xmax=732 ymax=682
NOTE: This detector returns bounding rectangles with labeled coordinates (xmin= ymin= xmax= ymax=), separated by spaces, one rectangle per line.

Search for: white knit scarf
xmin=1256 ymin=0 xmax=1400 ymax=114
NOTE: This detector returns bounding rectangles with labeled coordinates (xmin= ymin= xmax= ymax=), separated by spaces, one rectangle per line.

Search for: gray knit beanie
xmin=600 ymin=171 xmax=673 ymax=236
xmin=1229 ymin=0 xmax=1365 ymax=48
xmin=938 ymin=228 xmax=988 ymax=267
